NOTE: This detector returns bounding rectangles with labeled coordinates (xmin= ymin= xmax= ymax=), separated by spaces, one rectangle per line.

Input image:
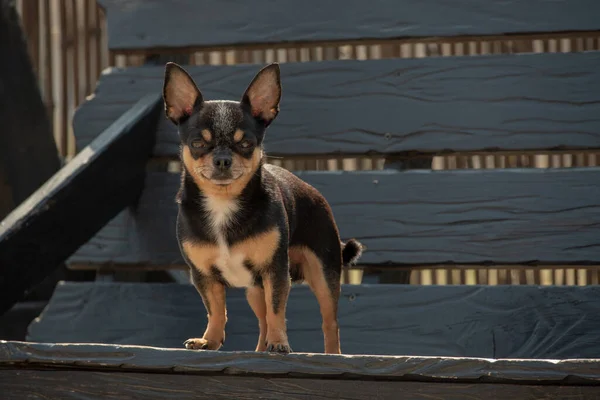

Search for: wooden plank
xmin=1 ymin=369 xmax=598 ymax=400
xmin=3 ymin=339 xmax=600 ymax=382
xmin=73 ymin=52 xmax=600 ymax=156
xmin=70 ymin=168 xmax=600 ymax=267
xmin=0 ymin=95 xmax=161 ymax=315
xmin=0 ymin=0 xmax=61 ymax=219
xmin=26 ymin=283 xmax=600 ymax=358
xmin=97 ymin=0 xmax=600 ymax=51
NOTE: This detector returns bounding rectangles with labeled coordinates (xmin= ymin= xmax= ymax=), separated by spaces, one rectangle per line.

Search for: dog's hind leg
xmin=296 ymin=246 xmax=342 ymax=354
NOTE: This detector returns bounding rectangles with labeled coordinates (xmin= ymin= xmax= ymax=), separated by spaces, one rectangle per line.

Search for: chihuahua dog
xmin=162 ymin=62 xmax=363 ymax=354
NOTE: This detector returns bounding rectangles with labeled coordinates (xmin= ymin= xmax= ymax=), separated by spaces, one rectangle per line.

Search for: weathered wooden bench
xmin=2 ymin=0 xmax=600 ymax=398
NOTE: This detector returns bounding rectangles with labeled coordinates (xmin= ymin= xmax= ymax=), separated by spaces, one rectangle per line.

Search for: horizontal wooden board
xmin=69 ymin=168 xmax=600 ymax=267
xmin=73 ymin=52 xmax=600 ymax=156
xmin=0 ymin=95 xmax=161 ymax=315
xmin=2 ymin=369 xmax=599 ymax=400
xmin=98 ymin=0 xmax=600 ymax=51
xmin=25 ymin=283 xmax=600 ymax=359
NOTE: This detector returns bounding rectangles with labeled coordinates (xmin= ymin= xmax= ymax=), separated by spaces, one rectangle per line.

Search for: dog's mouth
xmin=198 ymin=169 xmax=244 ymax=186
xmin=212 ymin=178 xmax=234 ymax=186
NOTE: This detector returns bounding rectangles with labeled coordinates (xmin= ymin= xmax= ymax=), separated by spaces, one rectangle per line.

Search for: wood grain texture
xmin=0 ymin=95 xmax=161 ymax=315
xmin=2 ymin=370 xmax=599 ymax=400
xmin=2 ymin=339 xmax=600 ymax=383
xmin=26 ymin=282 xmax=600 ymax=359
xmin=73 ymin=52 xmax=600 ymax=156
xmin=70 ymin=168 xmax=600 ymax=266
xmin=98 ymin=0 xmax=600 ymax=51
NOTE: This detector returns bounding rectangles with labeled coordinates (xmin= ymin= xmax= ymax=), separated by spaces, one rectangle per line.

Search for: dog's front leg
xmin=185 ymin=268 xmax=227 ymax=351
xmin=261 ymin=250 xmax=292 ymax=354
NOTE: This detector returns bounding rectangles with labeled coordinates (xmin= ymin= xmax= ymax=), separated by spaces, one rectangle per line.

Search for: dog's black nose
xmin=213 ymin=155 xmax=232 ymax=170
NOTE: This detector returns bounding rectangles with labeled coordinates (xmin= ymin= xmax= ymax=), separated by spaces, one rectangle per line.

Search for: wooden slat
xmin=1 ymin=369 xmax=599 ymax=400
xmin=73 ymin=52 xmax=600 ymax=156
xmin=97 ymin=0 xmax=600 ymax=51
xmin=70 ymin=168 xmax=600 ymax=267
xmin=0 ymin=95 xmax=161 ymax=315
xmin=24 ymin=283 xmax=600 ymax=358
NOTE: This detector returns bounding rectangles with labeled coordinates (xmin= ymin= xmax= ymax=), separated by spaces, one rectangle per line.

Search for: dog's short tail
xmin=342 ymin=239 xmax=364 ymax=266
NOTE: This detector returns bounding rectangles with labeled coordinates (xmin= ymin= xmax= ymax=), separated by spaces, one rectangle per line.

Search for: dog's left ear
xmin=241 ymin=63 xmax=281 ymax=127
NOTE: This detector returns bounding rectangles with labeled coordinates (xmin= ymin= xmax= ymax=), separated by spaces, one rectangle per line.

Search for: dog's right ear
xmin=163 ymin=62 xmax=203 ymax=124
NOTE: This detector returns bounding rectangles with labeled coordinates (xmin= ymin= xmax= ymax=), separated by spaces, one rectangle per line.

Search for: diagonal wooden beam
xmin=0 ymin=94 xmax=161 ymax=315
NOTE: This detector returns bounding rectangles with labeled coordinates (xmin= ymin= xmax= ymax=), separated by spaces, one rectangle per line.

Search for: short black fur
xmin=163 ymin=61 xmax=363 ymax=355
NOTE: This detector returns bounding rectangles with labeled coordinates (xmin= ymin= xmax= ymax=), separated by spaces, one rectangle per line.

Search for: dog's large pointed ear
xmin=163 ymin=62 xmax=203 ymax=124
xmin=241 ymin=63 xmax=281 ymax=127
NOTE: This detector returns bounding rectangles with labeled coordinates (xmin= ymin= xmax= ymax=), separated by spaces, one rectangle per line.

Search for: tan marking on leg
xmin=232 ymin=228 xmax=280 ymax=270
xmin=262 ymin=272 xmax=292 ymax=353
xmin=185 ymin=280 xmax=227 ymax=351
xmin=233 ymin=128 xmax=244 ymax=143
xmin=181 ymin=241 xmax=226 ymax=350
xmin=293 ymin=246 xmax=341 ymax=354
xmin=288 ymin=246 xmax=305 ymax=266
xmin=246 ymin=286 xmax=267 ymax=351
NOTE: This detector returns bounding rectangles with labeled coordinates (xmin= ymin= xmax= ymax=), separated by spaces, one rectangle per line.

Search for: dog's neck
xmin=179 ymin=163 xmax=266 ymax=232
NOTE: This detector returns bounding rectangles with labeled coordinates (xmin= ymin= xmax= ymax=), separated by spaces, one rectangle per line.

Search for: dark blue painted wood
xmin=27 ymin=282 xmax=600 ymax=359
xmin=0 ymin=95 xmax=161 ymax=315
xmin=70 ymin=168 xmax=600 ymax=267
xmin=99 ymin=0 xmax=600 ymax=50
xmin=74 ymin=53 xmax=600 ymax=156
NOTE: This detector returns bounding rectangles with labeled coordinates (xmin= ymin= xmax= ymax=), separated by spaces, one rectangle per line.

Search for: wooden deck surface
xmin=1 ymin=341 xmax=600 ymax=399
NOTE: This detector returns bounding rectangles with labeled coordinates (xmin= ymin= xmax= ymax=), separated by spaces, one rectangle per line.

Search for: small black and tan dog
xmin=162 ymin=62 xmax=363 ymax=354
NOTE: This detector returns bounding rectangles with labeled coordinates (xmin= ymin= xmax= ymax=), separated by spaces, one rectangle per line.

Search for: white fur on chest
xmin=203 ymin=196 xmax=254 ymax=288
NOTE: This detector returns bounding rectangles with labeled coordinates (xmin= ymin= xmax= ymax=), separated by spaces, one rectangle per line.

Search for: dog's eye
xmin=239 ymin=140 xmax=252 ymax=149
xmin=191 ymin=140 xmax=207 ymax=149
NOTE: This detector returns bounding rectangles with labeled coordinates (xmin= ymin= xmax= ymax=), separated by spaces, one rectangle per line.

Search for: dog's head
xmin=163 ymin=62 xmax=281 ymax=197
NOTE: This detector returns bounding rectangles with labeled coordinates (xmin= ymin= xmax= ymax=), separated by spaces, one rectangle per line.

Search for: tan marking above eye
xmin=201 ymin=129 xmax=212 ymax=142
xmin=233 ymin=129 xmax=245 ymax=143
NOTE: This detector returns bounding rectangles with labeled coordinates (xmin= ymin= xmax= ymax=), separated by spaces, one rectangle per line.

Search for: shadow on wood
xmin=73 ymin=53 xmax=600 ymax=156
xmin=0 ymin=95 xmax=161 ymax=315
xmin=98 ymin=0 xmax=600 ymax=50
xmin=69 ymin=168 xmax=600 ymax=267
xmin=0 ymin=0 xmax=60 ymax=220
xmin=27 ymin=283 xmax=600 ymax=359
xmin=1 ymin=369 xmax=599 ymax=400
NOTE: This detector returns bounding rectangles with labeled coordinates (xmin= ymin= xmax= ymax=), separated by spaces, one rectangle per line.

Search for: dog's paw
xmin=266 ymin=342 xmax=292 ymax=354
xmin=184 ymin=338 xmax=222 ymax=351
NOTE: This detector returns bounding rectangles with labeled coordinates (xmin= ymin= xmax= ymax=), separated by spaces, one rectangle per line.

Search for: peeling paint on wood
xmin=26 ymin=283 xmax=600 ymax=358
xmin=70 ymin=168 xmax=600 ymax=266
xmin=73 ymin=53 xmax=600 ymax=156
